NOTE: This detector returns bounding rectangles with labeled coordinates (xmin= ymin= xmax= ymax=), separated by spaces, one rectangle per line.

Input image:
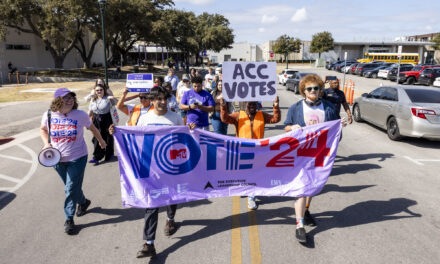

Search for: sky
xmin=173 ymin=0 xmax=440 ymax=44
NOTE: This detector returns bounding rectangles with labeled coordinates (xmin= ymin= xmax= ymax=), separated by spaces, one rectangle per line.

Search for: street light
xmin=98 ymin=0 xmax=108 ymax=86
xmin=286 ymin=36 xmax=291 ymax=69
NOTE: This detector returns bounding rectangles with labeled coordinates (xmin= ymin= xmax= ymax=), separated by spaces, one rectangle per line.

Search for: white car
xmin=278 ymin=69 xmax=298 ymax=85
xmin=433 ymin=77 xmax=440 ymax=87
xmin=378 ymin=68 xmax=391 ymax=79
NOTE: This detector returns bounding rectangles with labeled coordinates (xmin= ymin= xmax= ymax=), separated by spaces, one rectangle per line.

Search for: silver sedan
xmin=352 ymin=85 xmax=440 ymax=140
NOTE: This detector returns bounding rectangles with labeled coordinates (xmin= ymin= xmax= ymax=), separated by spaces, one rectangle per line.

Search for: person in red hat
xmin=40 ymin=88 xmax=107 ymax=235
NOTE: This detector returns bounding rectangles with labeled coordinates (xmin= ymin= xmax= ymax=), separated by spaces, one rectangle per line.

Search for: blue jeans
xmin=210 ymin=111 xmax=228 ymax=135
xmin=54 ymin=155 xmax=88 ymax=220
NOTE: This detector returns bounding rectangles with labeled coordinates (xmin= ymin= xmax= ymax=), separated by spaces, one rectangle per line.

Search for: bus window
xmin=374 ymin=56 xmax=378 ymax=60
xmin=369 ymin=56 xmax=373 ymax=59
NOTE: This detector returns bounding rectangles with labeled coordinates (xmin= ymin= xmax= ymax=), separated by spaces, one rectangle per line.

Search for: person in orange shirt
xmin=116 ymin=87 xmax=154 ymax=126
xmin=220 ymin=96 xmax=280 ymax=209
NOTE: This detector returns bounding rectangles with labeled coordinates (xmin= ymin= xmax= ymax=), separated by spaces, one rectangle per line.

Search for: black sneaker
xmin=64 ymin=220 xmax=75 ymax=235
xmin=304 ymin=210 xmax=316 ymax=226
xmin=76 ymin=199 xmax=91 ymax=217
xmin=295 ymin=227 xmax=307 ymax=244
xmin=136 ymin=243 xmax=156 ymax=258
xmin=164 ymin=220 xmax=176 ymax=236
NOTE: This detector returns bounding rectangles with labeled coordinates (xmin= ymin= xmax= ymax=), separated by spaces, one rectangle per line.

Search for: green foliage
xmin=310 ymin=31 xmax=334 ymax=58
xmin=195 ymin=12 xmax=234 ymax=53
xmin=431 ymin=34 xmax=440 ymax=50
xmin=272 ymin=34 xmax=301 ymax=56
xmin=0 ymin=0 xmax=95 ymax=68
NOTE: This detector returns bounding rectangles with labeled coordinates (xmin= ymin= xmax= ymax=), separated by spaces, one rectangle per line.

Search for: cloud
xmin=291 ymin=7 xmax=307 ymax=22
xmin=258 ymin=27 xmax=266 ymax=33
xmin=425 ymin=25 xmax=433 ymax=31
xmin=174 ymin=0 xmax=214 ymax=5
xmin=261 ymin=14 xmax=278 ymax=24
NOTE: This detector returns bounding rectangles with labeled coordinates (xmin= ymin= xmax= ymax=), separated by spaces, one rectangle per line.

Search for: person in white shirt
xmin=164 ymin=68 xmax=179 ymax=94
xmin=109 ymin=86 xmax=183 ymax=259
xmin=203 ymin=68 xmax=215 ymax=92
xmin=176 ymin=75 xmax=192 ymax=124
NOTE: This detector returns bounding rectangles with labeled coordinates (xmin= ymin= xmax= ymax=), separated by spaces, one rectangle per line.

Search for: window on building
xmin=5 ymin=44 xmax=31 ymax=50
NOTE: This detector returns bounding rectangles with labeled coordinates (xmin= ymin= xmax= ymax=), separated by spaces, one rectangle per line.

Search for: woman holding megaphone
xmin=40 ymin=88 xmax=107 ymax=235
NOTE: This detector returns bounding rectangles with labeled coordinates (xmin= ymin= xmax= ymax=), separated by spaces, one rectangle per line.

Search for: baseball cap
xmin=182 ymin=75 xmax=190 ymax=81
xmin=54 ymin=88 xmax=76 ymax=98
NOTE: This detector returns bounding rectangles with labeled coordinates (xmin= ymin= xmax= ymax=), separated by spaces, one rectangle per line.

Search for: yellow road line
xmin=231 ymin=196 xmax=242 ymax=264
xmin=248 ymin=208 xmax=262 ymax=264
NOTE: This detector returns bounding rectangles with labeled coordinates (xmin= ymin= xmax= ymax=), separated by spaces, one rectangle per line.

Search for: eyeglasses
xmin=305 ymin=86 xmax=320 ymax=92
xmin=139 ymin=96 xmax=148 ymax=100
xmin=62 ymin=96 xmax=74 ymax=101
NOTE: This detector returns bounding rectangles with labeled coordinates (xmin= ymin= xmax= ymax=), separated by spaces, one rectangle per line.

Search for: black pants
xmin=92 ymin=112 xmax=114 ymax=160
xmin=143 ymin=205 xmax=177 ymax=241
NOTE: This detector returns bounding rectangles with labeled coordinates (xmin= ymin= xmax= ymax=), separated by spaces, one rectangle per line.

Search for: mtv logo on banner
xmin=170 ymin=149 xmax=187 ymax=160
xmin=222 ymin=62 xmax=277 ymax=102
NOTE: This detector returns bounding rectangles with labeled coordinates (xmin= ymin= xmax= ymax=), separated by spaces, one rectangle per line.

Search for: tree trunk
xmin=54 ymin=56 xmax=65 ymax=69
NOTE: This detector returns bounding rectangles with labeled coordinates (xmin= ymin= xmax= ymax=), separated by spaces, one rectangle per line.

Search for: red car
xmin=398 ymin=65 xmax=440 ymax=84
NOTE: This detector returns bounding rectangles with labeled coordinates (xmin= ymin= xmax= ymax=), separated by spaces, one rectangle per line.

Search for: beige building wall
xmin=1 ymin=26 xmax=105 ymax=82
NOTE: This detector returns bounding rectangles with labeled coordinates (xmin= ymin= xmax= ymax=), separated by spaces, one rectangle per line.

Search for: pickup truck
xmin=398 ymin=65 xmax=439 ymax=84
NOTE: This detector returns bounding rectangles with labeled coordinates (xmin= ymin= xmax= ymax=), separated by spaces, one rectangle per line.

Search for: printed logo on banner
xmin=150 ymin=188 xmax=169 ymax=199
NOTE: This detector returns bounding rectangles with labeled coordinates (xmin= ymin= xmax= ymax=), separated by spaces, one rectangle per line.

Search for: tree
xmin=104 ymin=0 xmax=172 ymax=66
xmin=194 ymin=12 xmax=234 ymax=65
xmin=152 ymin=9 xmax=198 ymax=66
xmin=0 ymin=0 xmax=88 ymax=68
xmin=272 ymin=35 xmax=301 ymax=68
xmin=310 ymin=31 xmax=334 ymax=59
xmin=432 ymin=34 xmax=440 ymax=50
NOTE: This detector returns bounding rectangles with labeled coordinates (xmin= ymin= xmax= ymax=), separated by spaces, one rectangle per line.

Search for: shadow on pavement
xmin=304 ymin=198 xmax=421 ymax=247
xmin=0 ymin=191 xmax=16 ymax=211
xmin=331 ymin=163 xmax=381 ymax=176
xmin=75 ymin=199 xmax=212 ymax=231
xmin=147 ymin=197 xmax=420 ymax=262
xmin=335 ymin=153 xmax=394 ymax=162
xmin=319 ymin=184 xmax=376 ymax=195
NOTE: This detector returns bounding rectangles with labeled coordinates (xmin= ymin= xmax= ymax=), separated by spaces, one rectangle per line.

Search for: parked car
xmin=348 ymin=63 xmax=359 ymax=74
xmin=355 ymin=63 xmax=380 ymax=76
xmin=352 ymin=85 xmax=440 ymax=140
xmin=433 ymin=77 xmax=440 ymax=87
xmin=286 ymin=72 xmax=317 ymax=94
xmin=387 ymin=65 xmax=414 ymax=81
xmin=378 ymin=63 xmax=414 ymax=79
xmin=334 ymin=61 xmax=357 ymax=72
xmin=326 ymin=61 xmax=342 ymax=70
xmin=278 ymin=69 xmax=298 ymax=86
xmin=397 ymin=65 xmax=440 ymax=84
xmin=363 ymin=65 xmax=389 ymax=78
xmin=418 ymin=68 xmax=440 ymax=85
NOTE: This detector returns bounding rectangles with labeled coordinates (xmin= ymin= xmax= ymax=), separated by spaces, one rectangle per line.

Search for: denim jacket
xmin=284 ymin=99 xmax=338 ymax=127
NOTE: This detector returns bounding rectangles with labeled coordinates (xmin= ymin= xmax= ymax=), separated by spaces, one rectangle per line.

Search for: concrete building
xmin=261 ymin=40 xmax=435 ymax=64
xmin=206 ymin=42 xmax=263 ymax=64
xmin=0 ymin=26 xmax=105 ymax=83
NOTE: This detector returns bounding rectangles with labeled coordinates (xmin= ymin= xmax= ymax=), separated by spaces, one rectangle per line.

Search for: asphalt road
xmin=1 ymin=70 xmax=440 ymax=264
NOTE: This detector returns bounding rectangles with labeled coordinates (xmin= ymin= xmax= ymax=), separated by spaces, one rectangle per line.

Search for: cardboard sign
xmin=126 ymin=73 xmax=154 ymax=92
xmin=222 ymin=62 xmax=277 ymax=102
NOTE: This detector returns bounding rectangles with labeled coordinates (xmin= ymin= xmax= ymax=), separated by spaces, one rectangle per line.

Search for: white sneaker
xmin=247 ymin=196 xmax=258 ymax=210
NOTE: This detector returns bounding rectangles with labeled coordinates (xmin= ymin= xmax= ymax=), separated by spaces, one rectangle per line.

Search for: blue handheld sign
xmin=126 ymin=73 xmax=154 ymax=92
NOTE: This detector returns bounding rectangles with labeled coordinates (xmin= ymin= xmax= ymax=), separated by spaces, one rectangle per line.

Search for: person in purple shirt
xmin=179 ymin=75 xmax=215 ymax=130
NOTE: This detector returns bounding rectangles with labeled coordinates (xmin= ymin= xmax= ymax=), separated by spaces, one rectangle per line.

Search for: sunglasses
xmin=62 ymin=96 xmax=74 ymax=101
xmin=139 ymin=96 xmax=148 ymax=100
xmin=305 ymin=86 xmax=320 ymax=92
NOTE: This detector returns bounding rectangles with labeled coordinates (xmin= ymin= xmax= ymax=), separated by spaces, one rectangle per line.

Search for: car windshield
xmin=405 ymin=89 xmax=440 ymax=103
xmin=412 ymin=66 xmax=423 ymax=71
xmin=300 ymin=73 xmax=314 ymax=77
xmin=286 ymin=71 xmax=296 ymax=74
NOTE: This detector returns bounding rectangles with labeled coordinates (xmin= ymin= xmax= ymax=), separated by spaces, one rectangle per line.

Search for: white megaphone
xmin=38 ymin=147 xmax=61 ymax=167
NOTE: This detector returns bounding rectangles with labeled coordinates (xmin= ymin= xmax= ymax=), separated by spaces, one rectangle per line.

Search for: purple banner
xmin=113 ymin=120 xmax=342 ymax=208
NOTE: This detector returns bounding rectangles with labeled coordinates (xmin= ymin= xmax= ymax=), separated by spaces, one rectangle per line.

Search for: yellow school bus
xmin=357 ymin=53 xmax=419 ymax=64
